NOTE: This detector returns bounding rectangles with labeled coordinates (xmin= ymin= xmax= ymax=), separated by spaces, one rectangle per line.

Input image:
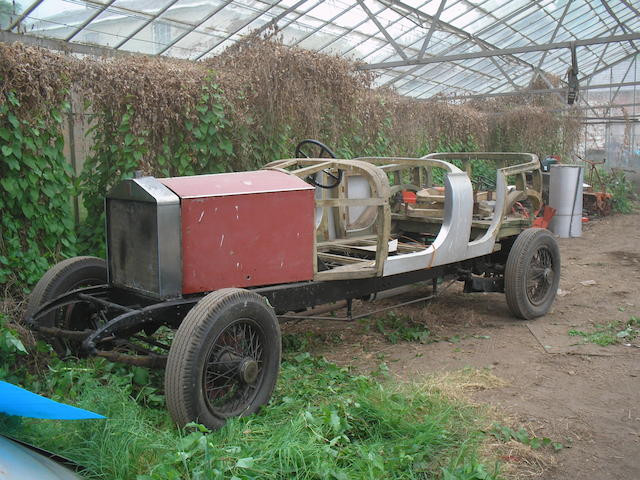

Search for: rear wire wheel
xmin=505 ymin=228 xmax=560 ymax=319
xmin=165 ymin=288 xmax=281 ymax=430
xmin=25 ymin=256 xmax=107 ymax=355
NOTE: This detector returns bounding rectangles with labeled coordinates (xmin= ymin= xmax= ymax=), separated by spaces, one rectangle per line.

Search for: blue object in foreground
xmin=0 ymin=381 xmax=105 ymax=420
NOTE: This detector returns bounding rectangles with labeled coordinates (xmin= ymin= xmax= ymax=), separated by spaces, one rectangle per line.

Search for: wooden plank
xmin=317 ymin=252 xmax=364 ymax=265
xmin=406 ymin=207 xmax=445 ymax=217
xmin=316 ymin=197 xmax=385 ymax=207
xmin=314 ymin=262 xmax=376 ymax=281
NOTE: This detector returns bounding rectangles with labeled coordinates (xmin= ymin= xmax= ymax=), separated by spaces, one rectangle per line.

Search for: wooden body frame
xmin=264 ymin=152 xmax=541 ymax=281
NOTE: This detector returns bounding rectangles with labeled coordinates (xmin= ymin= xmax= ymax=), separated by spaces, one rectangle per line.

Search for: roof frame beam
xmin=0 ymin=29 xmax=133 ymax=57
xmin=359 ymin=32 xmax=640 ymax=70
xmin=383 ymin=0 xmax=534 ymax=69
xmin=618 ymin=0 xmax=640 ymax=18
xmin=598 ymin=0 xmax=637 ymax=51
xmin=417 ymin=0 xmax=446 ymax=59
xmin=333 ymin=0 xmax=527 ymax=89
xmin=442 ymin=80 xmax=640 ymax=100
xmin=489 ymin=56 xmax=517 ymax=89
xmin=381 ymin=0 xmax=538 ymax=88
xmin=356 ymin=0 xmax=408 ymax=60
xmin=606 ymin=55 xmax=636 ymax=112
xmin=585 ymin=25 xmax=618 ymax=87
xmin=534 ymin=0 xmax=573 ymax=74
xmin=581 ymin=50 xmax=639 ymax=83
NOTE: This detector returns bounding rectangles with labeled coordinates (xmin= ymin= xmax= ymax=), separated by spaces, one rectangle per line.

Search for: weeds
xmin=490 ymin=424 xmax=564 ymax=452
xmin=374 ymin=311 xmax=431 ymax=344
xmin=592 ymin=169 xmax=637 ymax=214
xmin=0 ymin=316 xmax=503 ymax=480
xmin=568 ymin=316 xmax=640 ymax=346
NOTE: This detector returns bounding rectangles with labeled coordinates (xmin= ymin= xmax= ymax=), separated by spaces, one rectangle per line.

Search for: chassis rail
xmin=26 ymin=256 xmax=498 ymax=368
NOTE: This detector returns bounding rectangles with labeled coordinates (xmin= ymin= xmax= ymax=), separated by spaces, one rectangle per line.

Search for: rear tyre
xmin=165 ymin=288 xmax=281 ymax=430
xmin=505 ymin=228 xmax=560 ymax=320
xmin=25 ymin=256 xmax=107 ymax=354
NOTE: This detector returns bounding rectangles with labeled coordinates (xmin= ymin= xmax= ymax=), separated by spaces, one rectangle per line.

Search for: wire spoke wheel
xmin=526 ymin=246 xmax=555 ymax=305
xmin=202 ymin=319 xmax=266 ymax=417
xmin=505 ymin=228 xmax=561 ymax=320
xmin=165 ymin=288 xmax=281 ymax=430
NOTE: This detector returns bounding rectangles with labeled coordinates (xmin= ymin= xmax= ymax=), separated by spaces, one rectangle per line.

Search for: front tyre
xmin=25 ymin=256 xmax=107 ymax=354
xmin=165 ymin=288 xmax=281 ymax=430
xmin=505 ymin=228 xmax=560 ymax=320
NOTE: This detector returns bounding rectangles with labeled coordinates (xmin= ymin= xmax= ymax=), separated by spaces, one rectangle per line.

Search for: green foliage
xmin=374 ymin=311 xmax=431 ymax=344
xmin=442 ymin=461 xmax=501 ymax=480
xmin=1 ymin=350 xmax=500 ymax=480
xmin=593 ymin=169 xmax=637 ymax=214
xmin=157 ymin=83 xmax=234 ymax=177
xmin=0 ymin=91 xmax=77 ymax=293
xmin=336 ymin=117 xmax=394 ymax=159
xmin=0 ymin=313 xmax=28 ymax=384
xmin=428 ymin=136 xmax=497 ymax=189
xmin=568 ymin=316 xmax=640 ymax=346
xmin=490 ymin=423 xmax=564 ymax=451
xmin=78 ymin=81 xmax=235 ymax=255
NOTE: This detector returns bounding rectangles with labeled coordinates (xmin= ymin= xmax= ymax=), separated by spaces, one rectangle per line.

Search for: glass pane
xmin=167 ymin=30 xmax=227 ymax=59
xmin=162 ymin=0 xmax=228 ymax=25
xmin=119 ymin=21 xmax=182 ymax=55
xmin=441 ymin=2 xmax=471 ymax=24
xmin=331 ymin=6 xmax=368 ymax=28
xmin=111 ymin=0 xmax=178 ymax=16
xmin=72 ymin=9 xmax=148 ymax=48
xmin=18 ymin=0 xmax=106 ymax=39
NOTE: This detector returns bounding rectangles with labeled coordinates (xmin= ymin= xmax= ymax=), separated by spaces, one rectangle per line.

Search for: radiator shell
xmin=106 ymin=177 xmax=182 ymax=299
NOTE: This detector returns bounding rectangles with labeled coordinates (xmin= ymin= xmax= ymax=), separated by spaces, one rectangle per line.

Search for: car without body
xmin=26 ymin=141 xmax=560 ymax=430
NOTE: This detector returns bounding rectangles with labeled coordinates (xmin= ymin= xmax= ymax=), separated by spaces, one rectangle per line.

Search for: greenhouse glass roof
xmin=1 ymin=0 xmax=639 ymax=98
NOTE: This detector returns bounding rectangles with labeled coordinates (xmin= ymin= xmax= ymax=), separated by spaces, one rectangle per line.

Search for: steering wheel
xmin=295 ymin=139 xmax=343 ymax=189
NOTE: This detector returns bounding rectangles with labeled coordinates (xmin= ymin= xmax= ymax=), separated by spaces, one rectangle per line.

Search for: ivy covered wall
xmin=0 ymin=40 xmax=581 ymax=294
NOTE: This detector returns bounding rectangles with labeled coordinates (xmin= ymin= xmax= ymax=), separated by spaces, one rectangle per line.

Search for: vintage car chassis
xmin=26 ymin=149 xmax=558 ymax=429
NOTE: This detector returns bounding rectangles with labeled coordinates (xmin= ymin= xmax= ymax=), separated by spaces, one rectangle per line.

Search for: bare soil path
xmin=283 ymin=213 xmax=640 ymax=479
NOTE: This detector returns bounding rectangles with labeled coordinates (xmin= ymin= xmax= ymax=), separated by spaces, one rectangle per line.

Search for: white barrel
xmin=548 ymin=165 xmax=583 ymax=238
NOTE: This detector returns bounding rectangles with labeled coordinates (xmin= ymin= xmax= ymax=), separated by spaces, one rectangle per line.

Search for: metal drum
xmin=548 ymin=165 xmax=583 ymax=238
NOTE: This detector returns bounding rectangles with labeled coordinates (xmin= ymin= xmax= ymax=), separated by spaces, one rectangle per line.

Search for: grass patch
xmin=373 ymin=311 xmax=432 ymax=344
xmin=568 ymin=316 xmax=639 ymax=346
xmin=0 ymin=344 xmax=504 ymax=480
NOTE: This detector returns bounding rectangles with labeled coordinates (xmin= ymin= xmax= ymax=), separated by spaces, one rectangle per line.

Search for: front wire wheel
xmin=505 ymin=228 xmax=561 ymax=319
xmin=165 ymin=289 xmax=281 ymax=430
xmin=527 ymin=244 xmax=555 ymax=305
xmin=203 ymin=319 xmax=265 ymax=417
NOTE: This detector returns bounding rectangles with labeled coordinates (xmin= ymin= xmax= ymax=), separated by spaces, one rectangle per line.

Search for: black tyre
xmin=165 ymin=288 xmax=281 ymax=430
xmin=25 ymin=256 xmax=107 ymax=354
xmin=505 ymin=228 xmax=560 ymax=320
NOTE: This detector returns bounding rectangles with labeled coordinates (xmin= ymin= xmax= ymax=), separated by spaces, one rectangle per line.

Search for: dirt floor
xmin=282 ymin=213 xmax=640 ymax=479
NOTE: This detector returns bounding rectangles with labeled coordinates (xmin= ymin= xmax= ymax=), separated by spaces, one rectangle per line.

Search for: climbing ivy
xmin=0 ymin=91 xmax=76 ymax=294
xmin=78 ymin=82 xmax=234 ymax=256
